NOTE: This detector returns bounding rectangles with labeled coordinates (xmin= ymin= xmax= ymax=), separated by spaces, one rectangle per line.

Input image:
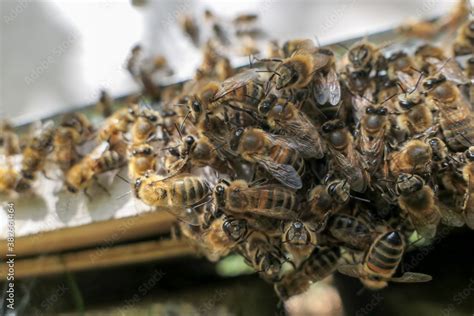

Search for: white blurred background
xmin=0 ymin=0 xmax=460 ymax=125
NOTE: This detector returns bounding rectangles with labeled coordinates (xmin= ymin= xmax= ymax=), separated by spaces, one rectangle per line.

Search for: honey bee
xmin=98 ymin=105 xmax=137 ymax=156
xmin=238 ymin=229 xmax=287 ymax=282
xmin=61 ymin=113 xmax=94 ymax=143
xmin=168 ymin=134 xmax=228 ymax=174
xmin=180 ymin=14 xmax=200 ymax=47
xmin=337 ymin=230 xmax=432 ymax=289
xmin=233 ymin=13 xmax=259 ymax=26
xmin=312 ymin=48 xmax=341 ymax=106
xmin=307 ymin=185 xmax=334 ymax=222
xmin=53 ymin=127 xmax=80 ymax=172
xmin=211 ymin=69 xmax=265 ymax=109
xmin=414 ymin=44 xmax=469 ymax=84
xmin=0 ymin=167 xmax=28 ymax=197
xmin=65 ymin=143 xmax=124 ymax=195
xmin=281 ymin=219 xmax=320 ymax=266
xmin=357 ymin=105 xmax=390 ymax=175
xmin=128 ymin=144 xmax=156 ymax=180
xmin=453 ymin=19 xmax=474 ymax=57
xmin=228 ymin=128 xmax=304 ymax=189
xmin=0 ymin=120 xmax=20 ymax=156
xmin=213 ymin=179 xmax=298 ymax=220
xmin=461 ymin=147 xmax=474 ymax=229
xmin=274 ymin=246 xmax=341 ymax=300
xmin=134 ymin=173 xmax=211 ymax=225
xmin=321 ymin=120 xmax=368 ymax=193
xmin=326 ymin=214 xmax=374 ymax=251
xmin=258 ymin=93 xmax=325 ymax=158
xmin=386 ymin=51 xmax=420 ymax=91
xmin=21 ymin=121 xmax=55 ymax=180
xmin=395 ymin=173 xmax=440 ymax=239
xmin=130 ymin=107 xmax=160 ymax=145
xmin=96 ymin=90 xmax=114 ymax=118
xmin=272 ymin=45 xmax=332 ymax=91
xmin=181 ymin=211 xmax=248 ymax=262
xmin=343 ymin=39 xmax=379 ymax=93
xmin=389 ymin=139 xmax=432 ymax=177
xmin=396 ymin=92 xmax=433 ymax=136
xmin=422 ymin=74 xmax=474 ymax=151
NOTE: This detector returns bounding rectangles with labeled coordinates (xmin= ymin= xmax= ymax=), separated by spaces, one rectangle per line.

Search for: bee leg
xmin=170 ymin=223 xmax=182 ymax=240
xmin=83 ymin=188 xmax=93 ymax=201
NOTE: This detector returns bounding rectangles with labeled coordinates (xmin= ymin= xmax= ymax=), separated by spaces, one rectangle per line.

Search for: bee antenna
xmin=179 ymin=110 xmax=191 ymax=134
xmin=381 ymin=92 xmax=399 ymax=105
xmin=408 ymin=70 xmax=425 ymax=94
xmin=349 ymin=194 xmax=371 ymax=203
xmin=174 ymin=123 xmax=183 ymax=139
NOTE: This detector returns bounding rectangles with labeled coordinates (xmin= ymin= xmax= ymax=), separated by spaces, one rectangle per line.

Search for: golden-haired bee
xmin=453 ymin=19 xmax=474 ymax=57
xmin=134 ymin=173 xmax=210 ymax=225
xmin=21 ymin=121 xmax=55 ymax=180
xmin=422 ymin=74 xmax=474 ymax=151
xmin=0 ymin=120 xmax=20 ymax=156
xmin=274 ymin=246 xmax=341 ymax=300
xmin=258 ymin=93 xmax=325 ymax=158
xmin=338 ymin=230 xmax=432 ymax=289
xmin=211 ymin=69 xmax=265 ymax=109
xmin=321 ymin=120 xmax=368 ymax=193
xmin=0 ymin=167 xmax=29 ymax=197
xmin=180 ymin=211 xmax=248 ymax=262
xmin=281 ymin=219 xmax=321 ymax=267
xmin=228 ymin=128 xmax=304 ymax=189
xmin=65 ymin=143 xmax=124 ymax=195
xmin=357 ymin=105 xmax=390 ymax=175
xmin=130 ymin=107 xmax=160 ymax=145
xmin=238 ymin=229 xmax=288 ymax=282
xmin=389 ymin=139 xmax=432 ymax=177
xmin=128 ymin=144 xmax=156 ymax=180
xmin=272 ymin=45 xmax=332 ymax=90
xmin=395 ymin=173 xmax=440 ymax=239
xmin=326 ymin=214 xmax=374 ymax=251
xmin=396 ymin=92 xmax=433 ymax=137
xmin=214 ymin=179 xmax=298 ymax=220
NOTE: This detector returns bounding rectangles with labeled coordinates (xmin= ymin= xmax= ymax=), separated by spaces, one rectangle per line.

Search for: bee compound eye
xmin=192 ymin=101 xmax=202 ymax=112
xmin=185 ymin=136 xmax=195 ymax=145
xmin=322 ymin=123 xmax=333 ymax=133
xmin=366 ymin=106 xmax=375 ymax=114
xmin=378 ymin=108 xmax=388 ymax=115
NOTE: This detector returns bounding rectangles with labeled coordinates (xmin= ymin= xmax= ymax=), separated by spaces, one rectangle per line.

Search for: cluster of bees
xmin=1 ymin=1 xmax=474 ymax=303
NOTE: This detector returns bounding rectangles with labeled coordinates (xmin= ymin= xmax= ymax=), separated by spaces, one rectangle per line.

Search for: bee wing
xmin=331 ymin=149 xmax=367 ymax=193
xmin=337 ymin=264 xmax=362 ymax=278
xmin=352 ymin=89 xmax=373 ymax=124
xmin=439 ymin=201 xmax=465 ymax=227
xmin=396 ymin=71 xmax=419 ymax=92
xmin=167 ymin=207 xmax=201 ymax=226
xmin=426 ymin=57 xmax=470 ymax=85
xmin=253 ymin=154 xmax=302 ymax=189
xmin=272 ymin=116 xmax=325 ymax=159
xmin=327 ymin=67 xmax=341 ymax=106
xmin=313 ymin=72 xmax=330 ymax=105
xmin=89 ymin=142 xmax=110 ymax=160
xmin=212 ymin=69 xmax=259 ymax=101
xmin=390 ymin=272 xmax=432 ymax=283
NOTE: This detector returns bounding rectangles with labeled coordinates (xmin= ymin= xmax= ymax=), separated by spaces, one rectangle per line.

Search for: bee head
xmin=223 ymin=217 xmax=248 ymax=241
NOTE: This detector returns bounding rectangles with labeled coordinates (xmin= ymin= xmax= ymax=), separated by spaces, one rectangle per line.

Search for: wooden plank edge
xmin=0 ymin=210 xmax=176 ymax=258
xmin=0 ymin=238 xmax=195 ymax=279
